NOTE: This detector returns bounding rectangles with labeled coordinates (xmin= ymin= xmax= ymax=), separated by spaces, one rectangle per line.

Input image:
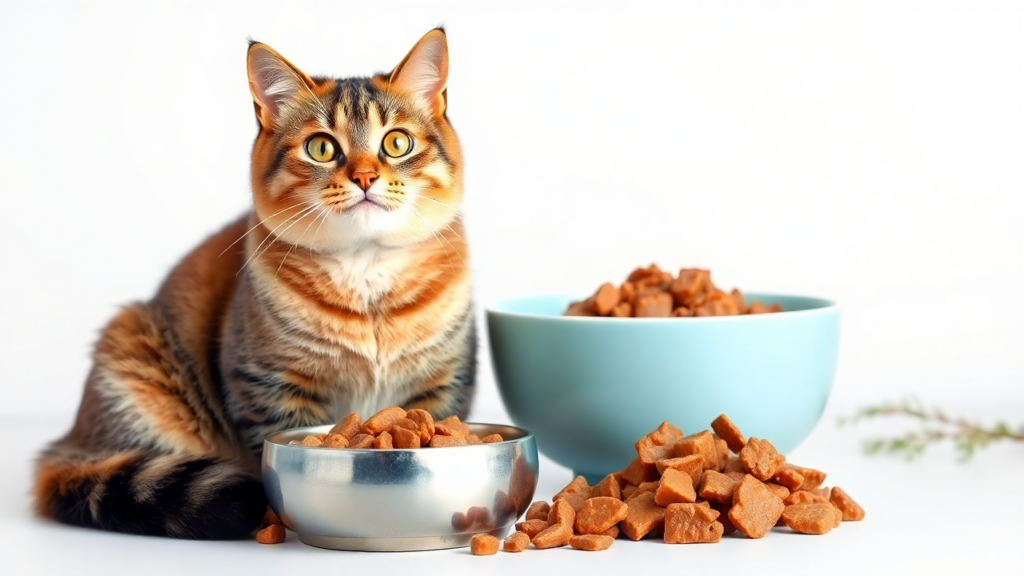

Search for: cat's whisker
xmin=405 ymin=204 xmax=455 ymax=271
xmin=250 ymin=203 xmax=324 ymax=273
xmin=413 ymin=196 xmax=467 ymax=243
xmin=237 ymin=203 xmax=321 ymax=276
xmin=308 ymin=207 xmax=332 ymax=257
xmin=220 ymin=201 xmax=307 ymax=258
xmin=276 ymin=202 xmax=326 ymax=278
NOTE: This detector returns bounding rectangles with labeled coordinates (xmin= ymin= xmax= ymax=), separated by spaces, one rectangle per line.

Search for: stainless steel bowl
xmin=262 ymin=423 xmax=538 ymax=551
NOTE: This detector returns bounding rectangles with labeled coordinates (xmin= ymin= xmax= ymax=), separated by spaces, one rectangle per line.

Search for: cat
xmin=34 ymin=28 xmax=475 ymax=540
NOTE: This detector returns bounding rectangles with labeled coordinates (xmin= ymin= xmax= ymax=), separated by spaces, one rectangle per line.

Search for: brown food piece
xmin=503 ymin=531 xmax=530 ymax=552
xmin=636 ymin=421 xmax=684 ymax=466
xmin=255 ymin=524 xmax=286 ymax=544
xmin=748 ymin=300 xmax=783 ymax=314
xmin=553 ymin=476 xmax=591 ymax=512
xmin=765 ymin=482 xmax=790 ymax=501
xmin=656 ymin=455 xmax=704 ymax=487
xmin=519 ymin=519 xmax=548 ymax=538
xmin=591 ymin=473 xmax=622 ymax=500
xmin=575 ymin=497 xmax=628 ymax=534
xmin=601 ymin=525 xmax=620 ymax=538
xmin=481 ymin=434 xmax=504 ymax=444
xmin=300 ymin=435 xmax=323 ymax=447
xmin=434 ymin=423 xmax=463 ymax=438
xmin=405 ymin=409 xmax=436 ymax=444
xmin=610 ymin=301 xmax=633 ymax=317
xmin=470 ymin=533 xmax=500 ymax=555
xmin=389 ymin=417 xmax=419 ymax=434
xmin=669 ymin=269 xmax=711 ymax=308
xmin=438 ymin=415 xmax=471 ymax=437
xmin=262 ymin=508 xmax=281 ymax=527
xmin=830 ymin=487 xmax=866 ymax=521
xmin=526 ymin=501 xmax=551 ymax=521
xmin=467 ymin=506 xmax=492 ymax=529
xmin=784 ymin=491 xmax=829 ymax=506
xmin=620 ymin=457 xmax=660 ymax=486
xmin=547 ymin=498 xmax=576 ymax=528
xmin=633 ymin=481 xmax=659 ymax=497
xmin=728 ymin=475 xmax=785 ymax=539
xmin=634 ymin=292 xmax=673 ymax=317
xmin=328 ymin=412 xmax=362 ymax=440
xmin=451 ymin=512 xmax=471 ymax=531
xmin=782 ymin=503 xmax=837 ymax=535
xmin=322 ymin=434 xmax=350 ymax=448
xmin=672 ymin=307 xmax=692 ymax=317
xmin=533 ymin=524 xmax=573 ymax=549
xmin=730 ymin=288 xmax=748 ymax=315
xmin=713 ymin=437 xmax=729 ymax=471
xmin=710 ymin=414 xmax=747 ymax=453
xmin=392 ymin=426 xmax=421 ymax=449
xmin=373 ymin=431 xmax=393 ymax=449
xmin=674 ymin=431 xmax=719 ymax=471
xmin=663 ymin=503 xmax=724 ymax=544
xmin=698 ymin=470 xmax=739 ymax=505
xmin=569 ymin=534 xmax=615 ymax=551
xmin=723 ymin=457 xmax=746 ymax=474
xmin=655 ymin=468 xmax=697 ymax=506
xmin=565 ymin=298 xmax=597 ymax=316
xmin=593 ymin=283 xmax=621 ymax=316
xmin=787 ymin=465 xmax=826 ymax=490
xmin=725 ymin=471 xmax=747 ymax=482
xmin=348 ymin=433 xmax=375 ymax=449
xmin=619 ymin=491 xmax=665 ymax=541
xmin=696 ymin=291 xmax=741 ymax=316
xmin=466 ymin=434 xmax=483 ymax=445
xmin=621 ymin=485 xmax=638 ymax=501
xmin=773 ymin=468 xmax=804 ymax=491
xmin=429 ymin=434 xmax=468 ymax=448
xmin=739 ymin=437 xmax=786 ymax=481
xmin=362 ymin=406 xmax=407 ymax=436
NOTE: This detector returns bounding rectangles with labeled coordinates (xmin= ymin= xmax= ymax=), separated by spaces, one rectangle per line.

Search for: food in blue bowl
xmin=486 ymin=272 xmax=840 ymax=485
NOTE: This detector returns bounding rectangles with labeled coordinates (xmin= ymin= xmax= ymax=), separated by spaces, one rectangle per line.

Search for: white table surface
xmin=3 ymin=399 xmax=1022 ymax=576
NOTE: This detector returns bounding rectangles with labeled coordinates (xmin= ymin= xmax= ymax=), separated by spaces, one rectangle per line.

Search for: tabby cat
xmin=34 ymin=28 xmax=475 ymax=539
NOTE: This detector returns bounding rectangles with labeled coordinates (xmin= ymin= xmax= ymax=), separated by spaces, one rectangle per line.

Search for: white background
xmin=1 ymin=1 xmax=1023 ymax=573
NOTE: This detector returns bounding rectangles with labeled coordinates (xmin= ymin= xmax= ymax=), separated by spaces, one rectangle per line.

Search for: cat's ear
xmin=389 ymin=28 xmax=449 ymax=116
xmin=246 ymin=42 xmax=316 ymax=128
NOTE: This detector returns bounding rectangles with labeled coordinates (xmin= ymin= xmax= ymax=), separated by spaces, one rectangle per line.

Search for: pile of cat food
xmin=565 ymin=264 xmax=782 ymax=318
xmin=289 ymin=406 xmax=503 ymax=450
xmin=470 ymin=413 xmax=864 ymax=555
xmin=256 ymin=508 xmax=286 ymax=544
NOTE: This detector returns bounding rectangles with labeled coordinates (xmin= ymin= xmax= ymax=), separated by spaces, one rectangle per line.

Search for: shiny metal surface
xmin=262 ymin=423 xmax=538 ymax=552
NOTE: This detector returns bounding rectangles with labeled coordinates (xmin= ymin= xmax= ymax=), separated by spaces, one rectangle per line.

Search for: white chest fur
xmin=314 ymin=245 xmax=413 ymax=308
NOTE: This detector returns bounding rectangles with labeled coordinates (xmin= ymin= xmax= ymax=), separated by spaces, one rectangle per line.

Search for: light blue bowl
xmin=486 ymin=293 xmax=840 ymax=484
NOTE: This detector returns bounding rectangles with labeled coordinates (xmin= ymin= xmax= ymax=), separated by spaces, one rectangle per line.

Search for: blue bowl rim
xmin=485 ymin=292 xmax=839 ymax=322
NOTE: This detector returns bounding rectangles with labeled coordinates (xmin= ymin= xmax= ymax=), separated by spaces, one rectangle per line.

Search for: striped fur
xmin=35 ymin=28 xmax=475 ymax=539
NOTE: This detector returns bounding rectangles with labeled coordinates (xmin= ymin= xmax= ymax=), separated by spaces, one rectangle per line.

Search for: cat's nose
xmin=350 ymin=171 xmax=379 ymax=192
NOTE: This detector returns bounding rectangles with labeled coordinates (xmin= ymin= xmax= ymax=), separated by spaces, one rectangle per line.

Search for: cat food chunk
xmin=405 ymin=409 xmax=436 ymax=444
xmin=739 ymin=437 xmax=786 ymax=481
xmin=300 ymin=435 xmax=323 ymax=447
xmin=710 ymin=414 xmax=747 ymax=453
xmin=429 ymin=434 xmax=468 ymax=448
xmin=569 ymin=534 xmax=615 ymax=551
xmin=730 ymin=289 xmax=748 ymax=315
xmin=781 ymin=503 xmax=837 ymax=535
xmin=634 ymin=293 xmax=673 ymax=317
xmin=532 ymin=523 xmax=573 ymax=549
xmin=565 ymin=298 xmax=597 ymax=316
xmin=656 ymin=455 xmax=704 ymax=487
xmin=621 ymin=484 xmax=638 ymax=501
xmin=829 ymin=487 xmax=866 ymax=521
xmin=481 ymin=434 xmax=504 ymax=443
xmin=518 ymin=519 xmax=548 ymax=539
xmin=575 ymin=497 xmax=628 ymax=534
xmin=553 ymin=476 xmax=591 ymax=512
xmin=784 ymin=490 xmax=829 ymax=506
xmin=636 ymin=421 xmax=684 ymax=466
xmin=664 ymin=503 xmax=724 ymax=544
xmin=593 ymin=283 xmax=621 ymax=316
xmin=389 ymin=417 xmax=419 ymax=435
xmin=362 ymin=406 xmax=407 ymax=435
xmin=392 ymin=426 xmax=421 ymax=449
xmin=693 ymin=292 xmax=740 ymax=316
xmin=787 ymin=465 xmax=826 ymax=490
xmin=256 ymin=523 xmax=286 ymax=544
xmin=698 ymin=470 xmax=739 ymax=505
xmin=547 ymin=498 xmax=576 ymax=528
xmin=526 ymin=501 xmax=550 ymax=521
xmin=438 ymin=415 xmax=471 ymax=437
xmin=470 ymin=533 xmax=499 ymax=555
xmin=591 ymin=473 xmax=622 ymax=500
xmin=620 ymin=491 xmax=665 ymax=541
xmin=262 ymin=507 xmax=281 ymax=528
xmin=601 ymin=525 xmax=620 ymax=539
xmin=373 ymin=431 xmax=393 ymax=449
xmin=611 ymin=302 xmax=633 ymax=317
xmin=654 ymin=468 xmax=697 ymax=506
xmin=728 ymin=475 xmax=786 ymax=539
xmin=749 ymin=301 xmax=783 ymax=314
xmin=674 ymin=431 xmax=719 ymax=471
xmin=723 ymin=457 xmax=746 ymax=474
xmin=348 ymin=433 xmax=375 ymax=449
xmin=620 ymin=457 xmax=660 ymax=486
xmin=322 ymin=434 xmax=350 ymax=448
xmin=764 ymin=482 xmax=790 ymax=501
xmin=669 ymin=269 xmax=711 ymax=307
xmin=772 ymin=468 xmax=805 ymax=491
xmin=713 ymin=436 xmax=730 ymax=471
xmin=328 ymin=412 xmax=362 ymax=440
xmin=503 ymin=531 xmax=530 ymax=553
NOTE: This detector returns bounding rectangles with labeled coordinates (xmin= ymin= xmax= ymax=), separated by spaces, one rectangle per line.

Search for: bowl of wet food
xmin=261 ymin=407 xmax=539 ymax=551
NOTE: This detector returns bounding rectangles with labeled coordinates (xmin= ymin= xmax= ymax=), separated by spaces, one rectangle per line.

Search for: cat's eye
xmin=381 ymin=130 xmax=413 ymax=158
xmin=305 ymin=135 xmax=339 ymax=162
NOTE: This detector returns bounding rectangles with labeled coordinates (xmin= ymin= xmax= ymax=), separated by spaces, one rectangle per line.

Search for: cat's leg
xmin=402 ymin=315 xmax=478 ymax=420
xmin=34 ymin=303 xmax=266 ymax=539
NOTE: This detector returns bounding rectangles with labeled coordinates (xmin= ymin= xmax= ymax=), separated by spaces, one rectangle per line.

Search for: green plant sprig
xmin=840 ymin=398 xmax=1024 ymax=461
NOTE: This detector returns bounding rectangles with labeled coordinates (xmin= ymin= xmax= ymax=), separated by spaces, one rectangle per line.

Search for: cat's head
xmin=246 ymin=29 xmax=462 ymax=252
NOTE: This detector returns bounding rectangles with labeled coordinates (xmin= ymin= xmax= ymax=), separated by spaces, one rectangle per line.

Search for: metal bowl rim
xmin=264 ymin=421 xmax=534 ymax=450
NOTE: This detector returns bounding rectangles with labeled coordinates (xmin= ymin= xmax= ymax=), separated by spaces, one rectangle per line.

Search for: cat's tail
xmin=34 ymin=448 xmax=266 ymax=539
